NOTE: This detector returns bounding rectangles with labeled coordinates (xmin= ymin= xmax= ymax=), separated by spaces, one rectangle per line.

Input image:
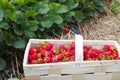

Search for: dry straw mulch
xmin=81 ymin=14 xmax=120 ymax=42
xmin=57 ymin=1 xmax=120 ymax=43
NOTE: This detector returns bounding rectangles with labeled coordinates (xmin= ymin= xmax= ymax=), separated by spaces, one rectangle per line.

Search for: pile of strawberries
xmin=83 ymin=45 xmax=120 ymax=61
xmin=28 ymin=42 xmax=75 ymax=64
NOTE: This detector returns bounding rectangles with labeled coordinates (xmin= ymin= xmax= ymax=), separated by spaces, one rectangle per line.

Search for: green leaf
xmin=13 ymin=0 xmax=24 ymax=5
xmin=53 ymin=15 xmax=63 ymax=24
xmin=25 ymin=10 xmax=35 ymax=18
xmin=26 ymin=21 xmax=38 ymax=31
xmin=0 ymin=58 xmax=6 ymax=71
xmin=79 ymin=0 xmax=85 ymax=3
xmin=63 ymin=11 xmax=75 ymax=21
xmin=56 ymin=5 xmax=68 ymax=13
xmin=41 ymin=18 xmax=53 ymax=28
xmin=49 ymin=3 xmax=68 ymax=13
xmin=14 ymin=26 xmax=23 ymax=36
xmin=74 ymin=11 xmax=83 ymax=22
xmin=109 ymin=1 xmax=120 ymax=15
xmin=0 ymin=32 xmax=3 ymax=42
xmin=24 ymin=30 xmax=35 ymax=38
xmin=0 ymin=22 xmax=9 ymax=30
xmin=9 ymin=11 xmax=17 ymax=22
xmin=12 ymin=40 xmax=25 ymax=48
xmin=93 ymin=0 xmax=104 ymax=12
xmin=35 ymin=2 xmax=50 ymax=14
xmin=0 ymin=9 xmax=3 ymax=21
xmin=59 ymin=0 xmax=67 ymax=3
xmin=66 ymin=0 xmax=78 ymax=10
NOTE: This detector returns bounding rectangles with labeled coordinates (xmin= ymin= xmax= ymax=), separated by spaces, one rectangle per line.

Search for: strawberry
xmin=30 ymin=60 xmax=36 ymax=64
xmin=90 ymin=51 xmax=97 ymax=58
xmin=92 ymin=57 xmax=97 ymax=61
xmin=70 ymin=42 xmax=75 ymax=50
xmin=28 ymin=55 xmax=33 ymax=61
xmin=47 ymin=43 xmax=53 ymax=51
xmin=70 ymin=56 xmax=75 ymax=61
xmin=101 ymin=11 xmax=107 ymax=16
xmin=70 ymin=49 xmax=75 ymax=56
xmin=65 ymin=51 xmax=71 ymax=57
xmin=47 ymin=51 xmax=53 ymax=57
xmin=40 ymin=50 xmax=47 ymax=57
xmin=42 ymin=45 xmax=49 ymax=50
xmin=29 ymin=48 xmax=37 ymax=55
xmin=50 ymin=46 xmax=56 ymax=54
xmin=56 ymin=54 xmax=63 ymax=61
xmin=103 ymin=45 xmax=110 ymax=51
xmin=104 ymin=51 xmax=111 ymax=57
xmin=38 ymin=58 xmax=44 ymax=64
xmin=59 ymin=44 xmax=66 ymax=50
xmin=37 ymin=47 xmax=42 ymax=53
xmin=64 ymin=28 xmax=69 ymax=34
xmin=32 ymin=52 xmax=38 ymax=59
xmin=85 ymin=54 xmax=91 ymax=60
xmin=44 ymin=57 xmax=52 ymax=63
xmin=52 ymin=57 xmax=58 ymax=63
xmin=115 ymin=57 xmax=120 ymax=60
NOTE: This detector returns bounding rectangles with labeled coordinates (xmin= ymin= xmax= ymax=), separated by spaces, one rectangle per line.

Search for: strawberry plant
xmin=0 ymin=0 xmax=107 ymax=50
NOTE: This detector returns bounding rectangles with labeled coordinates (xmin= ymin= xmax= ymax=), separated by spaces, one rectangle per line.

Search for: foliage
xmin=0 ymin=58 xmax=6 ymax=71
xmin=109 ymin=1 xmax=120 ymax=15
xmin=0 ymin=0 xmax=107 ymax=67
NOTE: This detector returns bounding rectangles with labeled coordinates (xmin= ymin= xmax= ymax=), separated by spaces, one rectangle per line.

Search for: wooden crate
xmin=23 ymin=35 xmax=120 ymax=80
xmin=23 ymin=35 xmax=83 ymax=76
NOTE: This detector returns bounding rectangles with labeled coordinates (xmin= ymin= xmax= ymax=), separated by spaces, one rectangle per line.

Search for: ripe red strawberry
xmin=70 ymin=42 xmax=75 ymax=50
xmin=112 ymin=52 xmax=118 ymax=59
xmin=59 ymin=44 xmax=66 ymax=50
xmin=38 ymin=58 xmax=44 ymax=64
xmin=83 ymin=48 xmax=88 ymax=56
xmin=115 ymin=57 xmax=120 ymax=60
xmin=110 ymin=46 xmax=117 ymax=52
xmin=103 ymin=45 xmax=110 ymax=51
xmin=65 ymin=51 xmax=71 ymax=57
xmin=101 ymin=11 xmax=107 ymax=16
xmin=70 ymin=56 xmax=75 ymax=61
xmin=85 ymin=54 xmax=91 ymax=60
xmin=70 ymin=49 xmax=75 ymax=56
xmin=56 ymin=54 xmax=63 ymax=61
xmin=97 ymin=53 xmax=103 ymax=60
xmin=44 ymin=57 xmax=52 ymax=63
xmin=104 ymin=51 xmax=111 ymax=57
xmin=29 ymin=48 xmax=37 ymax=55
xmin=28 ymin=55 xmax=33 ymax=61
xmin=30 ymin=60 xmax=36 ymax=64
xmin=64 ymin=28 xmax=69 ymax=34
xmin=50 ymin=46 xmax=56 ymax=54
xmin=47 ymin=43 xmax=53 ymax=50
xmin=92 ymin=57 xmax=97 ymax=61
xmin=47 ymin=51 xmax=53 ymax=57
xmin=90 ymin=51 xmax=97 ymax=58
xmin=42 ymin=45 xmax=49 ymax=50
xmin=37 ymin=47 xmax=42 ymax=53
xmin=52 ymin=57 xmax=58 ymax=63
xmin=40 ymin=50 xmax=47 ymax=57
xmin=32 ymin=52 xmax=38 ymax=59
